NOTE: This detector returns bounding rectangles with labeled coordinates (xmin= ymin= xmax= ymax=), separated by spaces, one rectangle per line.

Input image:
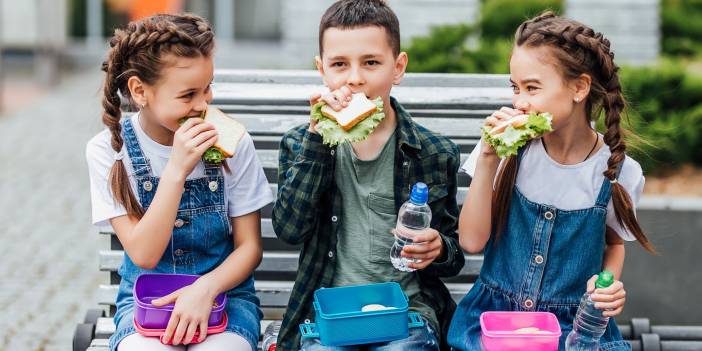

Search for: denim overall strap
xmin=595 ymin=160 xmax=624 ymax=207
xmin=121 ymin=117 xmax=152 ymax=177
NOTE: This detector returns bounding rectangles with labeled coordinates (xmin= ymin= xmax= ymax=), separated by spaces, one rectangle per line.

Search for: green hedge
xmin=404 ymin=24 xmax=512 ymax=74
xmin=619 ymin=61 xmax=702 ymax=171
xmin=479 ymin=0 xmax=562 ymax=41
xmin=662 ymin=0 xmax=702 ymax=57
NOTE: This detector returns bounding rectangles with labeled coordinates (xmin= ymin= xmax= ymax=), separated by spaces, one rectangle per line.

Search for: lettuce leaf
xmin=481 ymin=112 xmax=553 ymax=158
xmin=310 ymin=97 xmax=385 ymax=146
xmin=202 ymin=148 xmax=225 ymax=164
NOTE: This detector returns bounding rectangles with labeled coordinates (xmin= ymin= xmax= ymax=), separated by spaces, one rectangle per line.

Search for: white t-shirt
xmin=86 ymin=113 xmax=274 ymax=228
xmin=461 ymin=138 xmax=644 ymax=241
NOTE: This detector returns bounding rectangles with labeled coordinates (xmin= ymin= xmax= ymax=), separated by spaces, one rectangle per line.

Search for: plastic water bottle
xmin=391 ymin=182 xmax=432 ymax=272
xmin=565 ymin=271 xmax=615 ymax=351
xmin=262 ymin=320 xmax=281 ymax=351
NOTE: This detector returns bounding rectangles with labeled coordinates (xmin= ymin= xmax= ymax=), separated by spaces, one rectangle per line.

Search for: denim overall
xmin=447 ymin=148 xmax=630 ymax=351
xmin=109 ymin=118 xmax=262 ymax=351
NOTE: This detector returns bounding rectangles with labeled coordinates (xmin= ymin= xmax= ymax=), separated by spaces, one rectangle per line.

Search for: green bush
xmin=620 ymin=62 xmax=702 ymax=172
xmin=479 ymin=0 xmax=562 ymax=41
xmin=403 ymin=24 xmax=512 ymax=74
xmin=661 ymin=0 xmax=702 ymax=57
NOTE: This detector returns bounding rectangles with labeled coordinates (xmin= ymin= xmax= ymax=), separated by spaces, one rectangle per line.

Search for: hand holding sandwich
xmin=480 ymin=107 xmax=525 ymax=157
xmin=308 ymin=86 xmax=354 ymax=134
xmin=480 ymin=107 xmax=553 ymax=159
xmin=308 ymin=87 xmax=385 ymax=146
xmin=168 ymin=117 xmax=218 ymax=180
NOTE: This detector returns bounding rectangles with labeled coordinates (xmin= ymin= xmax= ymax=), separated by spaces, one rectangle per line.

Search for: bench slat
xmin=213 ymin=70 xmax=510 ymax=89
xmin=232 ymin=114 xmax=485 ymax=139
xmin=96 ymin=282 xmax=473 ymax=308
xmin=218 ymin=104 xmax=495 ymax=119
xmin=87 ymin=338 xmax=109 ymax=351
xmin=256 ymin=150 xmax=472 ymax=172
xmin=99 ymin=250 xmax=483 ymax=277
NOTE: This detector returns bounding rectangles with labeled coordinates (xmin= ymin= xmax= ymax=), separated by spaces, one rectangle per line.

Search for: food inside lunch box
xmin=361 ymin=304 xmax=396 ymax=312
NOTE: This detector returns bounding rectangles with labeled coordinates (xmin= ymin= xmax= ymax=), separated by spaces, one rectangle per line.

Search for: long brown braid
xmin=492 ymin=11 xmax=655 ymax=253
xmin=101 ymin=14 xmax=214 ymax=218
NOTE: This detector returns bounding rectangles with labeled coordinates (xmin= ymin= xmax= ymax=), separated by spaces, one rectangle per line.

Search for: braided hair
xmin=101 ymin=14 xmax=214 ymax=218
xmin=492 ymin=11 xmax=655 ymax=253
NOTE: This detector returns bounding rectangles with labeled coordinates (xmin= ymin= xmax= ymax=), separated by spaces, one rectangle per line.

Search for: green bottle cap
xmin=595 ymin=271 xmax=614 ymax=289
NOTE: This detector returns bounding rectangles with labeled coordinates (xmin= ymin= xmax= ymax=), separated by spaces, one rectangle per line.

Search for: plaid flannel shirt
xmin=272 ymin=97 xmax=465 ymax=350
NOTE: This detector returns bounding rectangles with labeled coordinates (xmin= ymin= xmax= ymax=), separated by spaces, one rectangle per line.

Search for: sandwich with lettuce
xmin=310 ymin=93 xmax=385 ymax=146
xmin=178 ymin=106 xmax=246 ymax=164
xmin=482 ymin=111 xmax=553 ymax=158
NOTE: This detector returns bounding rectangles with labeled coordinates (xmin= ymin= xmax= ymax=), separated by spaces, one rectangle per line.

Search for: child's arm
xmin=587 ymin=226 xmax=627 ymax=317
xmin=458 ymin=152 xmax=500 ymax=253
xmin=458 ymin=108 xmax=521 ymax=253
xmin=602 ymin=226 xmax=625 ymax=278
xmin=111 ymin=118 xmax=217 ymax=269
xmin=200 ymin=211 xmax=263 ymax=297
xmin=272 ymin=91 xmax=349 ymax=245
xmin=153 ymin=210 xmax=263 ymax=345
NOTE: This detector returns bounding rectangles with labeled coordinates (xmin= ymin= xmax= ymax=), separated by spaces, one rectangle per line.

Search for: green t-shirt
xmin=332 ymin=132 xmax=438 ymax=331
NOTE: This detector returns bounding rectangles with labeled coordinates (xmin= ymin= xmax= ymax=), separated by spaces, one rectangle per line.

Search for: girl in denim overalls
xmin=447 ymin=12 xmax=656 ymax=351
xmin=86 ymin=14 xmax=273 ymax=351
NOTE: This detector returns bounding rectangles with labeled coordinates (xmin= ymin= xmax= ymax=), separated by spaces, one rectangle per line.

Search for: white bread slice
xmin=489 ymin=114 xmax=529 ymax=136
xmin=203 ymin=106 xmax=246 ymax=158
xmin=320 ymin=93 xmax=378 ymax=131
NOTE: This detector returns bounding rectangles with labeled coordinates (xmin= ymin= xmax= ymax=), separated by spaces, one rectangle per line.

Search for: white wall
xmin=0 ymin=0 xmax=67 ymax=49
xmin=280 ymin=0 xmax=479 ymax=68
xmin=565 ymin=0 xmax=660 ymax=66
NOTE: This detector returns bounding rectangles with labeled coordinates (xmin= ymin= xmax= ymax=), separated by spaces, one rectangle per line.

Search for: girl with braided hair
xmin=448 ymin=11 xmax=655 ymax=350
xmin=86 ymin=13 xmax=272 ymax=351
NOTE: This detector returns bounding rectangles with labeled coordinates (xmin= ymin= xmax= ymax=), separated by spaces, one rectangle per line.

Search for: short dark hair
xmin=318 ymin=0 xmax=401 ymax=57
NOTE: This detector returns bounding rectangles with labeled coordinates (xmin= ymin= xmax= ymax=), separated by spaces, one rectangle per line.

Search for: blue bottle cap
xmin=410 ymin=182 xmax=429 ymax=205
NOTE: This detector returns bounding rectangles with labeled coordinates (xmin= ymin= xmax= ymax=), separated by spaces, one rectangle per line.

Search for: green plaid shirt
xmin=272 ymin=97 xmax=464 ymax=350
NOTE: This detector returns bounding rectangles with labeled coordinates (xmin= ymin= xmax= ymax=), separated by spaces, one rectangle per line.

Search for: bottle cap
xmin=410 ymin=182 xmax=429 ymax=205
xmin=595 ymin=271 xmax=615 ymax=289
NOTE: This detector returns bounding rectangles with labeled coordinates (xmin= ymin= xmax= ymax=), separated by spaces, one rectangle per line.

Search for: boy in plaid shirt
xmin=272 ymin=1 xmax=464 ymax=350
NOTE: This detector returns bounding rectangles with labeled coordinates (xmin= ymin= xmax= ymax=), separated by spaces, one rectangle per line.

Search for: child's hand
xmin=587 ymin=274 xmax=627 ymax=317
xmin=169 ymin=118 xmax=218 ymax=178
xmin=152 ymin=280 xmax=217 ymax=345
xmin=480 ymin=107 xmax=524 ymax=156
xmin=308 ymin=86 xmax=354 ymax=133
xmin=395 ymin=228 xmax=444 ymax=270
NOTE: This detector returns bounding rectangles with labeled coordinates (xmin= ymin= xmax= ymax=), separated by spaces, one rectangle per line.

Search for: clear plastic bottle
xmin=565 ymin=271 xmax=615 ymax=351
xmin=261 ymin=320 xmax=281 ymax=351
xmin=391 ymin=182 xmax=432 ymax=272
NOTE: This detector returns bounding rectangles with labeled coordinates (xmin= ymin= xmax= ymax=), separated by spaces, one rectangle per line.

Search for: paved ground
xmin=0 ymin=71 xmax=108 ymax=351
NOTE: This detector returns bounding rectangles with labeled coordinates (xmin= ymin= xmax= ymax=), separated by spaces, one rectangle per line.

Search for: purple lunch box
xmin=133 ymin=273 xmax=227 ymax=329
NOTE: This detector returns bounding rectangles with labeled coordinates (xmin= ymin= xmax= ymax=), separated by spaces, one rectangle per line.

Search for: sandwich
xmin=310 ymin=92 xmax=385 ymax=146
xmin=179 ymin=106 xmax=247 ymax=164
xmin=482 ymin=111 xmax=553 ymax=158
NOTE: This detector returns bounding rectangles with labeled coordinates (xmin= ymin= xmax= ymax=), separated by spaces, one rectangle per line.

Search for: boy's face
xmin=316 ymin=26 xmax=407 ymax=102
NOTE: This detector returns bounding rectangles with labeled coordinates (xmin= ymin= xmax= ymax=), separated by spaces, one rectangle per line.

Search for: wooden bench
xmin=73 ymin=70 xmax=702 ymax=351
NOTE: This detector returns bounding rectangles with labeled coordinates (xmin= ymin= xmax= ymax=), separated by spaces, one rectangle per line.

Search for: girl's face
xmin=509 ymin=46 xmax=585 ymax=130
xmin=143 ymin=54 xmax=215 ymax=131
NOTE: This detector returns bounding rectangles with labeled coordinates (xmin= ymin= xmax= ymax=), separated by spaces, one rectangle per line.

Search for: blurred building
xmin=0 ymin=0 xmax=659 ymax=73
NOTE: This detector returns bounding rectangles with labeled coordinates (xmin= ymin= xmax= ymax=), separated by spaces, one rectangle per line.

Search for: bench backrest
xmin=99 ymin=69 xmax=512 ymax=319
